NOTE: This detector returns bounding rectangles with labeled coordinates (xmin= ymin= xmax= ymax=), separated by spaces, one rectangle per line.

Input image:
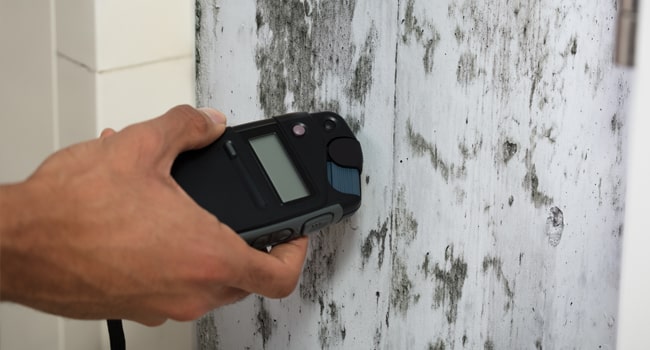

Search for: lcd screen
xmin=249 ymin=133 xmax=310 ymax=203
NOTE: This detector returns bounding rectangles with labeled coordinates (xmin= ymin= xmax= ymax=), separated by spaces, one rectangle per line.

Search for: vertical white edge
xmin=617 ymin=1 xmax=650 ymax=348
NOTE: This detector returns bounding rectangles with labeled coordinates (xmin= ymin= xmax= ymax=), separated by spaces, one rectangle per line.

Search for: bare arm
xmin=0 ymin=105 xmax=308 ymax=326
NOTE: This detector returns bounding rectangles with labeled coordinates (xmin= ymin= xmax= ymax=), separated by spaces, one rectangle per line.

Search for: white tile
xmin=57 ymin=57 xmax=98 ymax=147
xmin=0 ymin=304 xmax=61 ymax=350
xmin=96 ymin=57 xmax=195 ymax=131
xmin=63 ymin=320 xmax=103 ymax=350
xmin=95 ymin=0 xmax=194 ymax=71
xmin=55 ymin=0 xmax=96 ymax=69
xmin=0 ymin=0 xmax=56 ymax=182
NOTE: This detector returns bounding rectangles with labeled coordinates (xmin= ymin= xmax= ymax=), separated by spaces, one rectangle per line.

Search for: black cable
xmin=107 ymin=319 xmax=125 ymax=350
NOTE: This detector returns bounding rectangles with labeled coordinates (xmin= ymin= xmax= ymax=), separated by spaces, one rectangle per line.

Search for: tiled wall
xmin=0 ymin=1 xmax=195 ymax=349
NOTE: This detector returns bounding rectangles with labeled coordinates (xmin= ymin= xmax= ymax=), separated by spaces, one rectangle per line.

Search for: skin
xmin=0 ymin=105 xmax=309 ymax=326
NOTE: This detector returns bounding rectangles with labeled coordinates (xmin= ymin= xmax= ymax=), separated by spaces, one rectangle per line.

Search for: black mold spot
xmin=255 ymin=297 xmax=275 ymax=348
xmin=361 ymin=219 xmax=389 ymax=269
xmin=508 ymin=195 xmax=514 ymax=206
xmin=402 ymin=0 xmax=441 ymax=73
xmin=546 ymin=206 xmax=564 ymax=247
xmin=426 ymin=245 xmax=468 ymax=324
xmin=194 ymin=1 xmax=204 ymax=91
xmin=484 ymin=339 xmax=495 ymax=350
xmin=454 ymin=26 xmax=465 ymax=43
xmin=570 ymin=36 xmax=578 ymax=55
xmin=535 ymin=339 xmax=543 ymax=350
xmin=429 ymin=339 xmax=446 ymax=350
xmin=390 ymin=257 xmax=416 ymax=315
xmin=502 ymin=140 xmax=518 ymax=163
xmin=255 ymin=0 xmax=357 ymax=117
xmin=482 ymin=256 xmax=515 ymax=310
xmin=348 ymin=28 xmax=377 ymax=104
xmin=462 ymin=334 xmax=468 ymax=346
xmin=300 ymin=226 xmax=345 ymax=303
xmin=406 ymin=120 xmax=450 ymax=181
xmin=196 ymin=312 xmax=220 ymax=350
xmin=395 ymin=187 xmax=419 ymax=243
xmin=319 ymin=301 xmax=346 ymax=349
xmin=365 ymin=175 xmax=370 ymax=184
xmin=523 ymin=150 xmax=553 ymax=208
xmin=457 ymin=52 xmax=478 ymax=86
xmin=421 ymin=252 xmax=431 ymax=278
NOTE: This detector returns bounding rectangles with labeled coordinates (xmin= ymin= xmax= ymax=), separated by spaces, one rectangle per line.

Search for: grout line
xmin=56 ymin=52 xmax=194 ymax=74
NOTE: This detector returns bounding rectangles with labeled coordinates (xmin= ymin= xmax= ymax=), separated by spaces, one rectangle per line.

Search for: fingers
xmin=230 ymin=237 xmax=309 ymax=298
xmin=154 ymin=105 xmax=227 ymax=159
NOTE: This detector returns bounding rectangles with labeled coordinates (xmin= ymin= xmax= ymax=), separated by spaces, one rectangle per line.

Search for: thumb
xmin=155 ymin=105 xmax=227 ymax=159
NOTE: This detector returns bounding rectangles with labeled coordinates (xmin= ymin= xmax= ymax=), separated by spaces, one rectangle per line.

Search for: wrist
xmin=0 ymin=179 xmax=47 ymax=301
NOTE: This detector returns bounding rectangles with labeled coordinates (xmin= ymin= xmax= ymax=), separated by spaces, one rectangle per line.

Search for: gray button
xmin=224 ymin=140 xmax=237 ymax=158
xmin=271 ymin=229 xmax=294 ymax=243
xmin=252 ymin=233 xmax=271 ymax=248
xmin=302 ymin=214 xmax=334 ymax=234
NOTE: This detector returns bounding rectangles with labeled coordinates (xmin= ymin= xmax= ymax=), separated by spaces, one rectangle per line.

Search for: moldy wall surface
xmin=195 ymin=0 xmax=631 ymax=349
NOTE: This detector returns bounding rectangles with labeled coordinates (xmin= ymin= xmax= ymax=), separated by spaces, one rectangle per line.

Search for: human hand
xmin=0 ymin=105 xmax=309 ymax=326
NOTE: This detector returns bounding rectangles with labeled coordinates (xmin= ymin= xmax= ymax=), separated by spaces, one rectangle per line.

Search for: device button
xmin=224 ymin=140 xmax=237 ymax=158
xmin=271 ymin=229 xmax=294 ymax=243
xmin=323 ymin=117 xmax=337 ymax=131
xmin=252 ymin=233 xmax=272 ymax=248
xmin=292 ymin=123 xmax=307 ymax=137
xmin=302 ymin=214 xmax=334 ymax=234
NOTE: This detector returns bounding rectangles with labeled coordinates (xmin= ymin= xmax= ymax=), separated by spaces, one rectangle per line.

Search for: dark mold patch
xmin=508 ymin=195 xmax=514 ymax=206
xmin=429 ymin=339 xmax=446 ymax=350
xmin=255 ymin=297 xmax=275 ymax=348
xmin=196 ymin=312 xmax=220 ymax=350
xmin=361 ymin=219 xmax=389 ymax=269
xmin=535 ymin=339 xmax=543 ymax=350
xmin=318 ymin=301 xmax=346 ymax=349
xmin=545 ymin=206 xmax=564 ymax=247
xmin=390 ymin=257 xmax=417 ymax=315
xmin=484 ymin=339 xmax=495 ymax=350
xmin=523 ymin=150 xmax=554 ymax=208
xmin=394 ymin=187 xmax=419 ymax=243
xmin=457 ymin=52 xmax=478 ymax=86
xmin=348 ymin=27 xmax=378 ymax=104
xmin=406 ymin=120 xmax=450 ymax=181
xmin=502 ymin=140 xmax=518 ymax=163
xmin=482 ymin=256 xmax=515 ymax=310
xmin=255 ymin=0 xmax=358 ymax=117
xmin=402 ymin=0 xmax=441 ymax=73
xmin=300 ymin=226 xmax=344 ymax=303
xmin=425 ymin=245 xmax=468 ymax=324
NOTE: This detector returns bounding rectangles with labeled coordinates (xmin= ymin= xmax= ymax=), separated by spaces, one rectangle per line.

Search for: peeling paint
xmin=546 ymin=206 xmax=564 ymax=247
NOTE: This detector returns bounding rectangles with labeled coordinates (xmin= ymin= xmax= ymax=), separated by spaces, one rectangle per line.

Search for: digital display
xmin=249 ymin=133 xmax=310 ymax=203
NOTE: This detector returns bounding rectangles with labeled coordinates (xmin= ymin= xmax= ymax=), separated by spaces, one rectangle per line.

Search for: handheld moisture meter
xmin=171 ymin=112 xmax=363 ymax=249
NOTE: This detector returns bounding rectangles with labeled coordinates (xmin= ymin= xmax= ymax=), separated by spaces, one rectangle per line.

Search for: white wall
xmin=195 ymin=1 xmax=634 ymax=349
xmin=0 ymin=1 xmax=195 ymax=349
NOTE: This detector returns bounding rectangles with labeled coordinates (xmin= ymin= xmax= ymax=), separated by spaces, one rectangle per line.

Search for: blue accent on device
xmin=327 ymin=162 xmax=361 ymax=196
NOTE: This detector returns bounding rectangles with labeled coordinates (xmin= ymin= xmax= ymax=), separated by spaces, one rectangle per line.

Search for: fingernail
xmin=199 ymin=108 xmax=227 ymax=125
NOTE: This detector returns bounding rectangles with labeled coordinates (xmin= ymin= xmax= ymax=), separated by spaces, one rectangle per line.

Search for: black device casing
xmin=171 ymin=112 xmax=362 ymax=249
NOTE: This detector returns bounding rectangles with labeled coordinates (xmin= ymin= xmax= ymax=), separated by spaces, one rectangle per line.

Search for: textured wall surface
xmin=195 ymin=0 xmax=632 ymax=349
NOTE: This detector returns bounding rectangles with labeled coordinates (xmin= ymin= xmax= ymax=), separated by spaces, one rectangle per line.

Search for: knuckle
xmin=176 ymin=105 xmax=212 ymax=135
